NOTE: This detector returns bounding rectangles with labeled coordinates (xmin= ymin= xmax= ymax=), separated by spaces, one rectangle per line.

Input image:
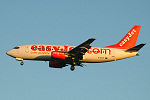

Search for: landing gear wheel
xmin=20 ymin=62 xmax=24 ymax=65
xmin=70 ymin=66 xmax=75 ymax=71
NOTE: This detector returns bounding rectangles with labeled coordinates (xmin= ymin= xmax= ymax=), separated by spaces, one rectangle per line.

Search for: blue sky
xmin=0 ymin=0 xmax=150 ymax=100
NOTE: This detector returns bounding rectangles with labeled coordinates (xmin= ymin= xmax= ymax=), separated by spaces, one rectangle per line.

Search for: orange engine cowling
xmin=52 ymin=51 xmax=66 ymax=59
xmin=49 ymin=61 xmax=66 ymax=68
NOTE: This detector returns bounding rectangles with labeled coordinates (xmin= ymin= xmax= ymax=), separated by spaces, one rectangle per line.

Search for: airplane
xmin=6 ymin=25 xmax=146 ymax=71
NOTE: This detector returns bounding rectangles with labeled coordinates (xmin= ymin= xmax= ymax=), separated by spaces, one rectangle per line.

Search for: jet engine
xmin=49 ymin=61 xmax=66 ymax=68
xmin=52 ymin=51 xmax=67 ymax=59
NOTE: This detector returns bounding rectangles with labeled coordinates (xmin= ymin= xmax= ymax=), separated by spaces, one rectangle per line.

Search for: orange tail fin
xmin=105 ymin=25 xmax=141 ymax=49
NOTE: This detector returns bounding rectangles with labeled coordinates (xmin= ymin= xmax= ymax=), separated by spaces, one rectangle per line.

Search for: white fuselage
xmin=6 ymin=44 xmax=138 ymax=63
xmin=6 ymin=26 xmax=144 ymax=71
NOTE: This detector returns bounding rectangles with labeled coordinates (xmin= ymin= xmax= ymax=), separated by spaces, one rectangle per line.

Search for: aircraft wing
xmin=67 ymin=38 xmax=96 ymax=59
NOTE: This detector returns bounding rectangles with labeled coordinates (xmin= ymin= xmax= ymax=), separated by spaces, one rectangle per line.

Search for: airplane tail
xmin=105 ymin=25 xmax=141 ymax=49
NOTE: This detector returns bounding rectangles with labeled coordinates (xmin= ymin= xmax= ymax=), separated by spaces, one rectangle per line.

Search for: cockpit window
xmin=13 ymin=46 xmax=20 ymax=49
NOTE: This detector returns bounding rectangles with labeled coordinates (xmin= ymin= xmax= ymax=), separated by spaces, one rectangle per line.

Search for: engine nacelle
xmin=52 ymin=51 xmax=66 ymax=59
xmin=49 ymin=61 xmax=66 ymax=68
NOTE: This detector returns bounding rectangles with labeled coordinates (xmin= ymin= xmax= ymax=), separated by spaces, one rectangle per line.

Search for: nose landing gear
xmin=20 ymin=61 xmax=24 ymax=65
xmin=16 ymin=58 xmax=24 ymax=66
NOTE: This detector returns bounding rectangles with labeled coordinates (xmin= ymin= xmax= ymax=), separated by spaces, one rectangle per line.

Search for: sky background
xmin=0 ymin=0 xmax=150 ymax=100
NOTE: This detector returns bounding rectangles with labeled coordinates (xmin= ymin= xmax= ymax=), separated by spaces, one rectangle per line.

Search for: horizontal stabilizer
xmin=125 ymin=43 xmax=146 ymax=52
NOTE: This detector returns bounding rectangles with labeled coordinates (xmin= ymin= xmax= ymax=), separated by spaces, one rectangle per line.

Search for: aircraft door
xmin=25 ymin=45 xmax=29 ymax=53
xmin=111 ymin=50 xmax=116 ymax=60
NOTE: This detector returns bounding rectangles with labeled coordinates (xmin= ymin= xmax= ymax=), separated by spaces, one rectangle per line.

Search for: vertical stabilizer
xmin=105 ymin=25 xmax=141 ymax=49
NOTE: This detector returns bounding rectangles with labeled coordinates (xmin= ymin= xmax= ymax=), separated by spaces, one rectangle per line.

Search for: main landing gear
xmin=70 ymin=61 xmax=76 ymax=71
xmin=70 ymin=65 xmax=75 ymax=71
xmin=70 ymin=62 xmax=87 ymax=71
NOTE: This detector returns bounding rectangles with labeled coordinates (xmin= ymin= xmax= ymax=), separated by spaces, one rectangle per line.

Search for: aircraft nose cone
xmin=6 ymin=50 xmax=13 ymax=56
xmin=6 ymin=51 xmax=10 ymax=55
